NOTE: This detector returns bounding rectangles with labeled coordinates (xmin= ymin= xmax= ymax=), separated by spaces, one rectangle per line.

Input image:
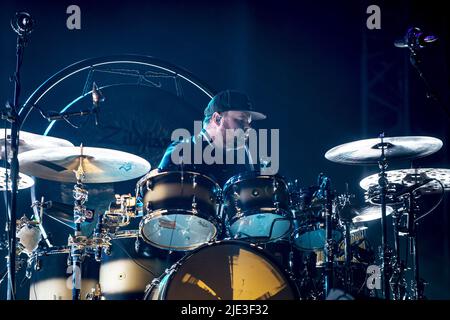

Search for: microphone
xmin=91 ymin=82 xmax=104 ymax=126
xmin=312 ymin=173 xmax=330 ymax=203
xmin=394 ymin=27 xmax=438 ymax=49
xmin=11 ymin=12 xmax=35 ymax=37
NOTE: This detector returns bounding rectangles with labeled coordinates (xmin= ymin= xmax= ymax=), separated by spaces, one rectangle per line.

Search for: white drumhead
xmin=229 ymin=213 xmax=291 ymax=240
xmin=140 ymin=214 xmax=217 ymax=251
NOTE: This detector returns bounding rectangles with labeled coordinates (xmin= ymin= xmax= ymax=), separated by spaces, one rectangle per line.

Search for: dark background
xmin=0 ymin=0 xmax=449 ymax=299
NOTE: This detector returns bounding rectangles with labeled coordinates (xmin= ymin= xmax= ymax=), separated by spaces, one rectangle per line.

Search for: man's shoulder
xmin=158 ymin=136 xmax=196 ymax=170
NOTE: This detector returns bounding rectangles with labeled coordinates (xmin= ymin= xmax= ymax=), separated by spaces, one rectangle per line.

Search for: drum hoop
xmin=144 ymin=239 xmax=299 ymax=300
xmin=139 ymin=209 xmax=220 ymax=251
xmin=137 ymin=170 xmax=221 ymax=194
xmin=223 ymin=172 xmax=289 ymax=193
xmin=227 ymin=207 xmax=291 ymax=222
xmin=141 ymin=208 xmax=221 ymax=226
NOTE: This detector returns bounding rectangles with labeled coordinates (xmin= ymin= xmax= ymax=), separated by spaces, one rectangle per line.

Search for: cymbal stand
xmin=0 ymin=12 xmax=34 ymax=300
xmin=390 ymin=208 xmax=407 ymax=300
xmin=337 ymin=186 xmax=358 ymax=294
xmin=318 ymin=174 xmax=335 ymax=297
xmin=70 ymin=151 xmax=89 ymax=300
xmin=376 ymin=133 xmax=391 ymax=300
xmin=404 ymin=192 xmax=426 ymax=300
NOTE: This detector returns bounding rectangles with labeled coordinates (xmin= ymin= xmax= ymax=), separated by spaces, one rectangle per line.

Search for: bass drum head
xmin=99 ymin=238 xmax=183 ymax=300
xmin=146 ymin=240 xmax=298 ymax=300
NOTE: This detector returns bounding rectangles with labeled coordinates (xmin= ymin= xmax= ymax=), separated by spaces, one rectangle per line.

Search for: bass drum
xmin=99 ymin=237 xmax=184 ymax=300
xmin=29 ymin=253 xmax=99 ymax=300
xmin=144 ymin=240 xmax=298 ymax=300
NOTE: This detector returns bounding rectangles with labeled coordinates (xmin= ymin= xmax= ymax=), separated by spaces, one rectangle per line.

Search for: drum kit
xmin=1 ymin=128 xmax=449 ymax=301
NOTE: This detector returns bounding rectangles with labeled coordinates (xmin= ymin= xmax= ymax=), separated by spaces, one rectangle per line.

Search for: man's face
xmin=218 ymin=111 xmax=252 ymax=150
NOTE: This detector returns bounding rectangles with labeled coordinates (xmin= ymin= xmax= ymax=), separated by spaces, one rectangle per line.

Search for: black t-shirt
xmin=157 ymin=132 xmax=256 ymax=187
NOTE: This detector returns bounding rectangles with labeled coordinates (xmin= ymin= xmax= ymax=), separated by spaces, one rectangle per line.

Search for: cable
xmin=113 ymin=240 xmax=157 ymax=277
xmin=415 ymin=179 xmax=445 ymax=223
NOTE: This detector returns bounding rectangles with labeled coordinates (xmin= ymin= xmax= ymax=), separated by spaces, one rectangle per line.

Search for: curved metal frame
xmin=19 ymin=54 xmax=216 ymax=135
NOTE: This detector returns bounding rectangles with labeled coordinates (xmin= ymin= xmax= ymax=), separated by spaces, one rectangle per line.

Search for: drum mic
xmin=92 ymin=82 xmax=105 ymax=126
xmin=394 ymin=27 xmax=438 ymax=49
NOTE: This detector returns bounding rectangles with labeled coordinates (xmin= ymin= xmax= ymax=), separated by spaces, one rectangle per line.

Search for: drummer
xmin=158 ymin=89 xmax=266 ymax=186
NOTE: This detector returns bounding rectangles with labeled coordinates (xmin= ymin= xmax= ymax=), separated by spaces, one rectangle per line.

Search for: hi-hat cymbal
xmin=325 ymin=136 xmax=443 ymax=165
xmin=0 ymin=129 xmax=74 ymax=160
xmin=352 ymin=205 xmax=394 ymax=223
xmin=0 ymin=167 xmax=35 ymax=191
xmin=18 ymin=146 xmax=151 ymax=183
xmin=360 ymin=168 xmax=450 ymax=194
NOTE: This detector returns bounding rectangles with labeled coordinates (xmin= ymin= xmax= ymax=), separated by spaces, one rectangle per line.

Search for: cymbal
xmin=0 ymin=167 xmax=35 ymax=191
xmin=18 ymin=146 xmax=151 ymax=183
xmin=0 ymin=129 xmax=74 ymax=160
xmin=352 ymin=205 xmax=394 ymax=223
xmin=360 ymin=168 xmax=450 ymax=195
xmin=325 ymin=136 xmax=443 ymax=165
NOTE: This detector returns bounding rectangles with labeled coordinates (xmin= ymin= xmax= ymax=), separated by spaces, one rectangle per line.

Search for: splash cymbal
xmin=0 ymin=167 xmax=34 ymax=191
xmin=0 ymin=129 xmax=74 ymax=160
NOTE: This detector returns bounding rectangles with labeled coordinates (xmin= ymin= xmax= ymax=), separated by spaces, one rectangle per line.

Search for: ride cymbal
xmin=325 ymin=136 xmax=443 ymax=165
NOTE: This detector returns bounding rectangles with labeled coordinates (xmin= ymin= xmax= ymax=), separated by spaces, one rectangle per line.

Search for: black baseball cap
xmin=204 ymin=90 xmax=266 ymax=121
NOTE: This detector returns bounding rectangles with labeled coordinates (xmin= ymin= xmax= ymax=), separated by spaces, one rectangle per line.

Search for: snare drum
xmin=136 ymin=171 xmax=221 ymax=251
xmin=144 ymin=240 xmax=298 ymax=300
xmin=222 ymin=172 xmax=293 ymax=241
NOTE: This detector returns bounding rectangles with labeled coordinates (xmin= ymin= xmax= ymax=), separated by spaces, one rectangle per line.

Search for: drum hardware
xmin=361 ymin=168 xmax=447 ymax=299
xmin=390 ymin=207 xmax=408 ymax=300
xmin=103 ymin=194 xmax=138 ymax=232
xmin=30 ymin=197 xmax=53 ymax=248
xmin=70 ymin=151 xmax=91 ymax=300
xmin=325 ymin=134 xmax=444 ymax=300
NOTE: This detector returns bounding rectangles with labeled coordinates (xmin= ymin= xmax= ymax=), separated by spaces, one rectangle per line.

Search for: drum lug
xmin=146 ymin=201 xmax=153 ymax=212
xmin=191 ymin=196 xmax=197 ymax=213
xmin=146 ymin=179 xmax=154 ymax=191
xmin=192 ymin=175 xmax=197 ymax=189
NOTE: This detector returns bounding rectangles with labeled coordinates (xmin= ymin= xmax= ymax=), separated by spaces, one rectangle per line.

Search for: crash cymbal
xmin=325 ymin=136 xmax=443 ymax=165
xmin=18 ymin=146 xmax=151 ymax=183
xmin=0 ymin=167 xmax=34 ymax=191
xmin=352 ymin=205 xmax=394 ymax=223
xmin=360 ymin=168 xmax=450 ymax=195
xmin=0 ymin=129 xmax=74 ymax=160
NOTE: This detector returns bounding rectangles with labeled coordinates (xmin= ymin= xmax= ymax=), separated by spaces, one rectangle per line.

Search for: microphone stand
xmin=321 ymin=175 xmax=335 ymax=297
xmin=0 ymin=12 xmax=34 ymax=300
xmin=405 ymin=192 xmax=426 ymax=300
xmin=403 ymin=28 xmax=450 ymax=122
xmin=377 ymin=133 xmax=391 ymax=300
